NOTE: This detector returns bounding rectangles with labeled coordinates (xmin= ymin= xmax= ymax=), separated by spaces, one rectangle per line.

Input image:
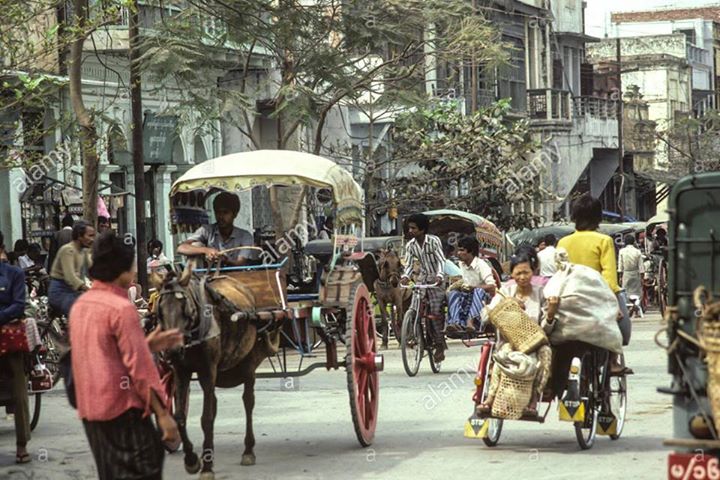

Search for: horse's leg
xmin=241 ymin=371 xmax=257 ymax=466
xmin=175 ymin=367 xmax=200 ymax=474
xmin=197 ymin=363 xmax=218 ymax=479
xmin=378 ymin=296 xmax=389 ymax=348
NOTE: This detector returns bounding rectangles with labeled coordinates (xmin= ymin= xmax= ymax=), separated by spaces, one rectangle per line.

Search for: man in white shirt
xmin=446 ymin=236 xmax=496 ymax=334
xmin=536 ymin=234 xmax=558 ymax=277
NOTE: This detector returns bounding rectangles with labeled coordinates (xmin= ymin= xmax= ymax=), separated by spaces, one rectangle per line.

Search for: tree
xmin=655 ymin=109 xmax=720 ymax=182
xmin=140 ymin=0 xmax=508 ymax=155
xmin=389 ymin=99 xmax=545 ymax=231
xmin=1 ymin=0 xmax=123 ymax=223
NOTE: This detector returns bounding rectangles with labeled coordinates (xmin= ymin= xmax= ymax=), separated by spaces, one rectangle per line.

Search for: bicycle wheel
xmin=401 ymin=309 xmax=423 ymax=377
xmin=482 ymin=418 xmax=503 ymax=447
xmin=428 ymin=347 xmax=442 ymax=373
xmin=609 ymin=354 xmax=628 ymax=440
xmin=38 ymin=320 xmax=63 ymax=385
xmin=28 ymin=392 xmax=41 ymax=431
xmin=574 ymin=352 xmax=599 ymax=450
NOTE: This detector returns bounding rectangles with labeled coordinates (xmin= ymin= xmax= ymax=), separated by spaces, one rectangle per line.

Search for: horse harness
xmin=157 ymin=276 xmax=220 ymax=349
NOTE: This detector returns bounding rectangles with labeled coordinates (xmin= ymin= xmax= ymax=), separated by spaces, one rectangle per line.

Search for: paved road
xmin=0 ymin=313 xmax=671 ymax=480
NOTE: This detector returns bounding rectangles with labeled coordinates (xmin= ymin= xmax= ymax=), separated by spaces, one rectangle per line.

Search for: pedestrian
xmin=48 ymin=221 xmax=94 ymax=316
xmin=536 ymin=234 xmax=558 ymax=277
xmin=400 ymin=213 xmax=447 ymax=363
xmin=47 ymin=213 xmax=74 ymax=271
xmin=176 ymin=192 xmax=256 ymax=266
xmin=70 ymin=231 xmax=181 ymax=480
xmin=0 ymin=230 xmax=32 ymax=464
xmin=97 ymin=215 xmax=111 ymax=235
xmin=12 ymin=239 xmax=33 ymax=269
xmin=146 ymin=239 xmax=170 ymax=274
xmin=618 ymin=234 xmax=645 ymax=301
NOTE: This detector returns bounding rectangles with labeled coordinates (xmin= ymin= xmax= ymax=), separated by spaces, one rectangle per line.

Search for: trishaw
xmin=399 ymin=210 xmax=508 ymax=376
xmin=661 ymin=173 xmax=720 ymax=478
xmin=168 ymin=150 xmax=383 ymax=447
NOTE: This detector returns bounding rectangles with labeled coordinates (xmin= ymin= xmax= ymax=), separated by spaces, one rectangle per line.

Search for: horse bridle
xmin=377 ymin=255 xmax=401 ymax=288
xmin=157 ymin=278 xmax=205 ymax=348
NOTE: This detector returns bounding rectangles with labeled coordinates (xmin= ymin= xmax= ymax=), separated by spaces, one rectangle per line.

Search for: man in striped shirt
xmin=400 ymin=213 xmax=447 ymax=362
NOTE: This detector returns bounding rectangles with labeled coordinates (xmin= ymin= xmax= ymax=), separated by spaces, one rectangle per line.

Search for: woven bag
xmin=491 ymin=371 xmax=534 ymax=420
xmin=488 ymin=297 xmax=548 ymax=354
xmin=0 ymin=318 xmax=41 ymax=356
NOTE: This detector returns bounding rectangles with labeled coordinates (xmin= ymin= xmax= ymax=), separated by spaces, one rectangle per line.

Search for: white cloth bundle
xmin=493 ymin=346 xmax=539 ymax=380
xmin=543 ymin=248 xmax=623 ymax=354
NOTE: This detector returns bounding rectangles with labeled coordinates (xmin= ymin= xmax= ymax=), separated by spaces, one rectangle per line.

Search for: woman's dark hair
xmin=656 ymin=227 xmax=667 ymax=237
xmin=28 ymin=243 xmax=42 ymax=255
xmin=624 ymin=234 xmax=636 ymax=246
xmin=72 ymin=221 xmax=93 ymax=240
xmin=544 ymin=234 xmax=557 ymax=247
xmin=406 ymin=213 xmax=429 ymax=233
xmin=61 ymin=213 xmax=74 ymax=228
xmin=213 ymin=192 xmax=240 ymax=215
xmin=457 ymin=236 xmax=479 ymax=256
xmin=97 ymin=215 xmax=109 ymax=225
xmin=148 ymin=239 xmax=163 ymax=252
xmin=89 ymin=232 xmax=136 ymax=282
xmin=571 ymin=193 xmax=602 ymax=231
xmin=13 ymin=239 xmax=29 ymax=253
xmin=510 ymin=243 xmax=539 ymax=273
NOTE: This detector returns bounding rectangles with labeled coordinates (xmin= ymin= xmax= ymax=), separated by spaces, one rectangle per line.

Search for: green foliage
xmin=140 ymin=0 xmax=509 ymax=151
xmin=390 ymin=100 xmax=544 ymax=231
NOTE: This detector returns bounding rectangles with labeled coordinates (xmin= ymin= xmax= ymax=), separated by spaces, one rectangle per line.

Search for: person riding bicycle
xmin=400 ymin=213 xmax=447 ymax=363
xmin=176 ymin=192 xmax=257 ymax=267
xmin=556 ymin=193 xmax=633 ymax=375
xmin=446 ymin=236 xmax=496 ymax=335
xmin=48 ymin=221 xmax=95 ymax=317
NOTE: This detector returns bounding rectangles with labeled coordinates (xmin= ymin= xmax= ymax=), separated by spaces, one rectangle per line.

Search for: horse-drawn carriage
xmin=155 ymin=151 xmax=383 ymax=478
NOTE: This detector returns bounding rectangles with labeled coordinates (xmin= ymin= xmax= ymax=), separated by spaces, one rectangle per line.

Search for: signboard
xmin=143 ymin=113 xmax=177 ymax=165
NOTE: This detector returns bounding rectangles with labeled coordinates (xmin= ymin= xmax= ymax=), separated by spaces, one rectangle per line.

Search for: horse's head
xmin=377 ymin=248 xmax=402 ymax=287
xmin=155 ymin=260 xmax=200 ymax=351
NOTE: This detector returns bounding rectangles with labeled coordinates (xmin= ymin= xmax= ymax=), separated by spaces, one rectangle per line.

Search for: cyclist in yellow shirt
xmin=557 ymin=193 xmax=632 ymax=375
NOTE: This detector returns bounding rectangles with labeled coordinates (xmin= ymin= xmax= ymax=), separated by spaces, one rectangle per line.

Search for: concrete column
xmin=156 ymin=165 xmax=178 ymax=261
xmin=0 ymin=168 xmax=26 ymax=245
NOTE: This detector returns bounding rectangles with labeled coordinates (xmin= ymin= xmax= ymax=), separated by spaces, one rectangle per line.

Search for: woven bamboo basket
xmin=488 ymin=297 xmax=548 ymax=354
xmin=699 ymin=316 xmax=720 ymax=435
xmin=490 ymin=369 xmax=534 ymax=420
xmin=534 ymin=345 xmax=552 ymax=396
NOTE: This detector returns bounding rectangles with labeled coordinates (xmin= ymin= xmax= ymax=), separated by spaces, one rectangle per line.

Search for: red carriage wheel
xmin=346 ymin=283 xmax=382 ymax=447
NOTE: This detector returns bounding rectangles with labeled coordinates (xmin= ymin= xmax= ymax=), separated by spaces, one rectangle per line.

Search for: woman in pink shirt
xmin=70 ymin=232 xmax=181 ymax=480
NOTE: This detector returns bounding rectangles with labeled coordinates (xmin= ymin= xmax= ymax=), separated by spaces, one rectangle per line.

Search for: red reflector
xmin=668 ymin=452 xmax=720 ymax=479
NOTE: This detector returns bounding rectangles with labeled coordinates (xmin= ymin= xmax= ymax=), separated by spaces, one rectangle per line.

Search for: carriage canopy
xmin=170 ymin=150 xmax=364 ymax=226
xmin=422 ymin=209 xmax=505 ymax=251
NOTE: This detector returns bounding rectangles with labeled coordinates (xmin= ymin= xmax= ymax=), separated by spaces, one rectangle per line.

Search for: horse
xmin=153 ymin=262 xmax=280 ymax=480
xmin=374 ymin=248 xmax=410 ymax=348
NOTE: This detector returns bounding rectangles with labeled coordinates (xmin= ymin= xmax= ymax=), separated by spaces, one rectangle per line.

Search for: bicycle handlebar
xmin=401 ymin=282 xmax=440 ymax=289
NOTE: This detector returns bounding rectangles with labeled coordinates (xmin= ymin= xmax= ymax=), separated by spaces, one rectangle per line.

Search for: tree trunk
xmin=129 ymin=0 xmax=148 ymax=292
xmin=68 ymin=0 xmax=98 ymax=226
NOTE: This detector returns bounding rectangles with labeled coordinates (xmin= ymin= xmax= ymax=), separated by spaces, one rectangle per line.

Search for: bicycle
xmin=468 ymin=333 xmax=627 ymax=450
xmin=400 ymin=282 xmax=443 ymax=376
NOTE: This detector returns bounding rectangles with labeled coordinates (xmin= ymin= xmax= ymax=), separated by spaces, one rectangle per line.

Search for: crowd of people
xmin=0 ymin=190 xmax=654 ymax=476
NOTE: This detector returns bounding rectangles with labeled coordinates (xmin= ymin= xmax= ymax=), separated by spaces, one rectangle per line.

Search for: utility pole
xmin=129 ymin=0 xmax=148 ymax=292
xmin=616 ymin=37 xmax=625 ymax=222
xmin=470 ymin=0 xmax=478 ymax=113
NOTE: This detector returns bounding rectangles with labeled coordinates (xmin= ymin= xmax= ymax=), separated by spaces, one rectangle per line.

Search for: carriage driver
xmin=177 ymin=192 xmax=258 ymax=266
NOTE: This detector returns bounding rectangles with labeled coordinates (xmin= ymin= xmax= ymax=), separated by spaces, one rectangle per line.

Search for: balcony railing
xmin=573 ymin=96 xmax=618 ymax=119
xmin=528 ymin=89 xmax=620 ymax=121
xmin=687 ymin=44 xmax=709 ymax=64
xmin=527 ymin=89 xmax=572 ymax=121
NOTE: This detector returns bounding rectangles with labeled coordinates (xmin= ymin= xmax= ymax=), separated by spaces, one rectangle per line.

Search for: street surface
xmin=0 ymin=314 xmax=670 ymax=480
